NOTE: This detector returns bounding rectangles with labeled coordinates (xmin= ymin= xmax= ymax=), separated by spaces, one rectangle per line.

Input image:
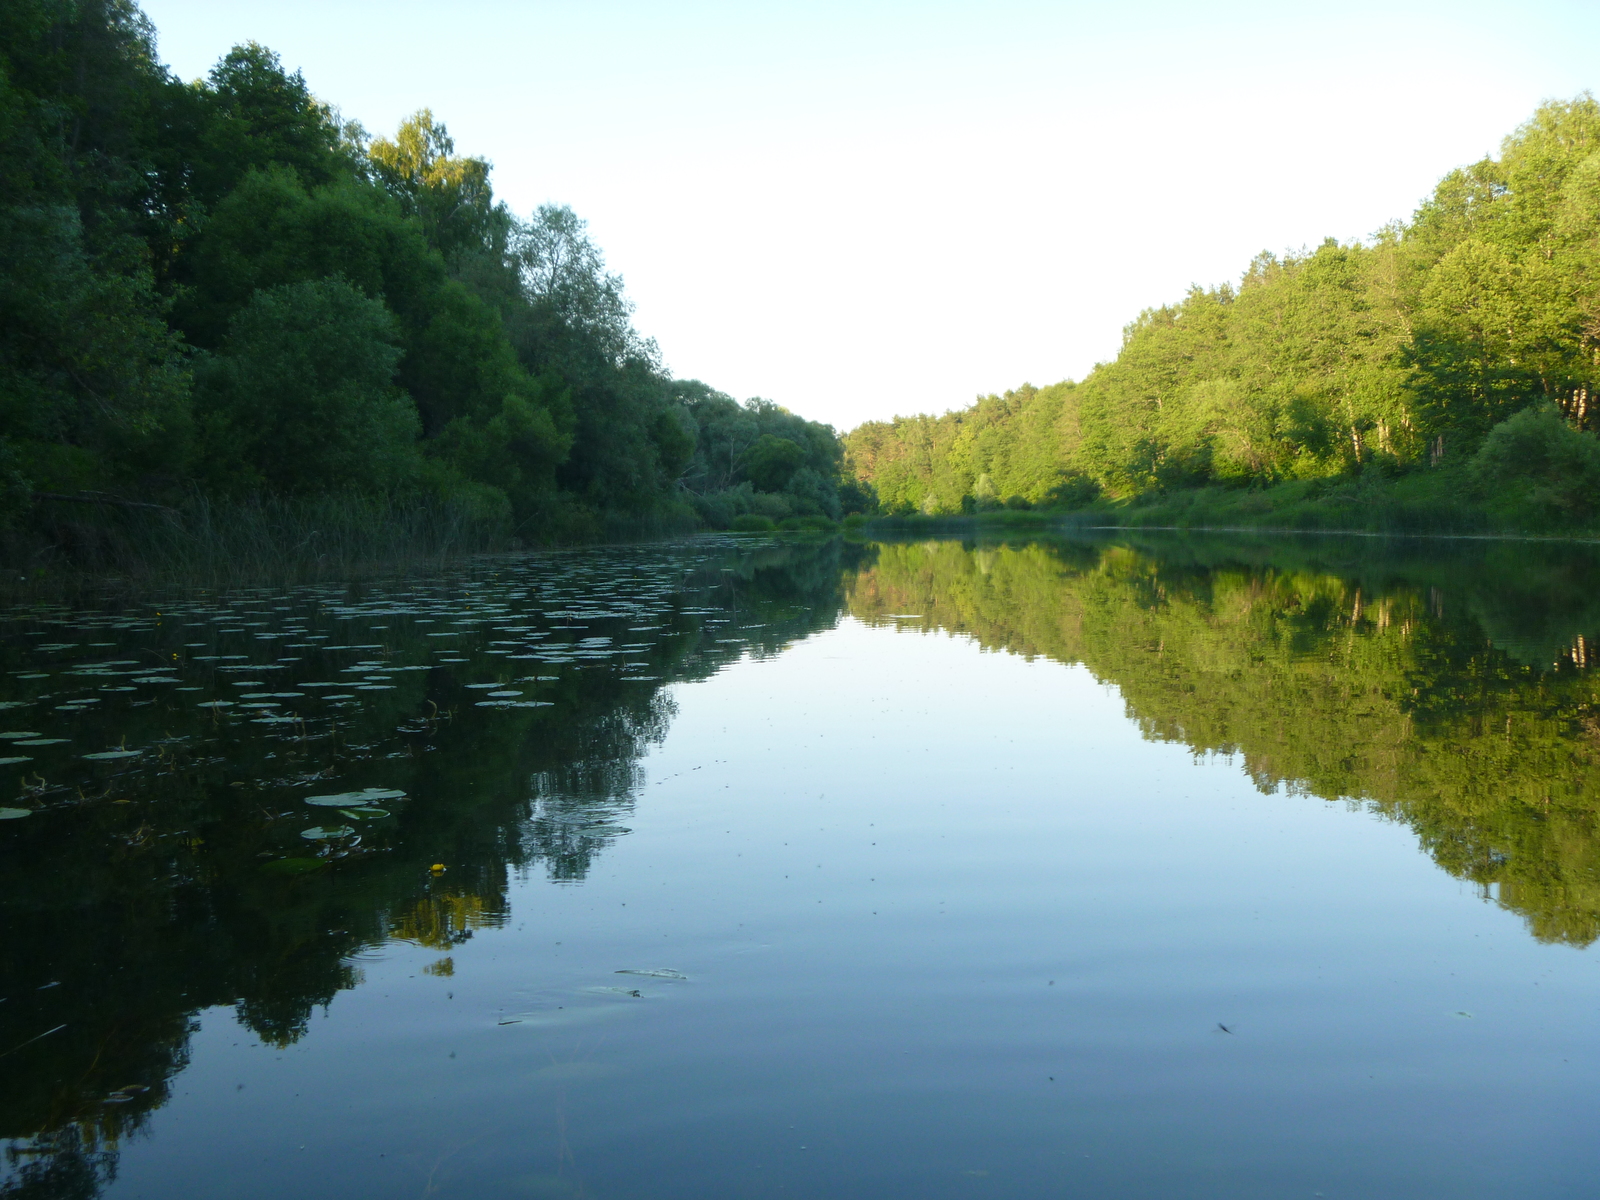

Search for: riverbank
xmin=858 ymin=465 xmax=1600 ymax=542
xmin=1 ymin=494 xmax=708 ymax=594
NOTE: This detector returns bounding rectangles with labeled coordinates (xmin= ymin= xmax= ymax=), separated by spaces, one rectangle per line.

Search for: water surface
xmin=5 ymin=533 xmax=1600 ymax=1198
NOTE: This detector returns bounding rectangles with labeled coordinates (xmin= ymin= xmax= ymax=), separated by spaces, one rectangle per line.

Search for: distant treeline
xmin=1 ymin=0 xmax=852 ymax=554
xmin=846 ymin=96 xmax=1600 ymax=530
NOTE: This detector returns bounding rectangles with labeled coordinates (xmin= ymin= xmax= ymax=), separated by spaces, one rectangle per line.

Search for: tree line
xmin=0 ymin=0 xmax=849 ymax=549
xmin=846 ymin=96 xmax=1600 ymax=526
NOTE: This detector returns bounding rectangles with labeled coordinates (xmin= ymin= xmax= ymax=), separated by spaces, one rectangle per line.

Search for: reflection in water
xmin=6 ymin=530 xmax=1600 ymax=1196
xmin=0 ymin=538 xmax=864 ymax=1197
xmin=850 ymin=535 xmax=1600 ymax=947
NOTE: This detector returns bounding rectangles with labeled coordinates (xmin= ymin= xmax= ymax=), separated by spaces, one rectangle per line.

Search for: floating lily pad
xmin=0 ymin=756 xmax=32 ymax=766
xmin=337 ymin=807 xmax=390 ymax=820
xmin=14 ymin=738 xmax=67 ymax=746
xmin=0 ymin=732 xmax=40 ymax=739
xmin=476 ymin=700 xmax=554 ymax=708
xmin=0 ymin=808 xmax=32 ymax=820
xmin=305 ymin=787 xmax=406 ymax=807
xmin=487 ymin=689 xmax=523 ymax=697
xmin=132 ymin=676 xmax=178 ymax=684
xmin=195 ymin=700 xmax=234 ymax=708
xmin=83 ymin=749 xmax=141 ymax=761
xmin=615 ymin=968 xmax=687 ymax=980
xmin=300 ymin=825 xmax=356 ymax=840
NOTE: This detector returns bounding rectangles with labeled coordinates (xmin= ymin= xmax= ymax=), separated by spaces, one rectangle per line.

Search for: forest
xmin=0 ymin=0 xmax=849 ymax=568
xmin=845 ymin=95 xmax=1600 ymax=532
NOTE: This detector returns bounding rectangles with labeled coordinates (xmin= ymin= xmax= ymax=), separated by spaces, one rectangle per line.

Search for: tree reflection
xmin=849 ymin=534 xmax=1600 ymax=946
xmin=0 ymin=537 xmax=865 ymax=1196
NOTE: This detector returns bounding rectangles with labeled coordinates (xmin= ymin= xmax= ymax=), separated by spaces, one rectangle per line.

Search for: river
xmin=4 ymin=532 xmax=1600 ymax=1198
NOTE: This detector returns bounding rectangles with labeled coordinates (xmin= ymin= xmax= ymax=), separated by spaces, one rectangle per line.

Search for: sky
xmin=141 ymin=0 xmax=1600 ymax=431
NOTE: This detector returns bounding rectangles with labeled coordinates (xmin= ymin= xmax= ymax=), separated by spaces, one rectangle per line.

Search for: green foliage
xmin=1469 ymin=404 xmax=1600 ymax=522
xmin=675 ymin=384 xmax=846 ymax=525
xmin=193 ymin=279 xmax=420 ymax=494
xmin=741 ymin=434 xmax=806 ymax=491
xmin=1 ymin=0 xmax=803 ymax=557
xmin=845 ymin=382 xmax=1084 ymax=514
xmin=731 ymin=513 xmax=776 ymax=532
xmin=846 ymin=94 xmax=1600 ymax=526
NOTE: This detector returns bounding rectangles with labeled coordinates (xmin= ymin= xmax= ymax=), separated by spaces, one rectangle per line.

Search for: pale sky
xmin=141 ymin=0 xmax=1600 ymax=431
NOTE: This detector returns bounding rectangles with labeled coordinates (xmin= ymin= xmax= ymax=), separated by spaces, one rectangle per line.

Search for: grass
xmin=858 ymin=467 xmax=1600 ymax=542
xmin=3 ymin=493 xmax=510 ymax=593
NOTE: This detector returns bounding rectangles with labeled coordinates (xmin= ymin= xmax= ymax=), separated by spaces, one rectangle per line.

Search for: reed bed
xmin=5 ymin=493 xmax=508 ymax=592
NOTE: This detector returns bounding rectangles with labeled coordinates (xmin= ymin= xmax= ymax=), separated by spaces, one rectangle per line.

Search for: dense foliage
xmin=846 ymin=96 xmax=1600 ymax=524
xmin=0 ymin=0 xmax=848 ymax=548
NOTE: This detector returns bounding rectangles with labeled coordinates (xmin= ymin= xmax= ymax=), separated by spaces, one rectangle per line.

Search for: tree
xmin=193 ymin=278 xmax=420 ymax=494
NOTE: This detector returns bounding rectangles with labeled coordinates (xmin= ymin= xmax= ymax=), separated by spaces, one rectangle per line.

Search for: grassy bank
xmin=858 ymin=463 xmax=1600 ymax=542
xmin=1 ymin=494 xmax=704 ymax=594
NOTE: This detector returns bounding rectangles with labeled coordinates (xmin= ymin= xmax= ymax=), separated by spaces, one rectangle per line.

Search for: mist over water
xmin=5 ymin=532 xmax=1600 ymax=1199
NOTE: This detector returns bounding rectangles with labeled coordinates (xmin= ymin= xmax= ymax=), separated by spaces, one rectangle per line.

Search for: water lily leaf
xmin=0 ymin=808 xmax=32 ymax=820
xmin=0 ymin=756 xmax=32 ymax=766
xmin=300 ymin=825 xmax=356 ymax=840
xmin=305 ymin=787 xmax=405 ymax=807
xmin=0 ymin=732 xmax=40 ymax=739
xmin=615 ymin=968 xmax=687 ymax=980
xmin=195 ymin=700 xmax=234 ymax=708
xmin=14 ymin=738 xmax=67 ymax=746
xmin=83 ymin=750 xmax=141 ymax=760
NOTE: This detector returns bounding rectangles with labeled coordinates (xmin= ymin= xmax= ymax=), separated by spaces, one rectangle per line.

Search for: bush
xmin=778 ymin=514 xmax=838 ymax=532
xmin=1469 ymin=404 xmax=1600 ymax=523
xmin=730 ymin=513 xmax=776 ymax=532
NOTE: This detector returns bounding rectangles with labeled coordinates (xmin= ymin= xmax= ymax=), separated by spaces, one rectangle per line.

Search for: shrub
xmin=1469 ymin=404 xmax=1600 ymax=522
xmin=730 ymin=513 xmax=776 ymax=532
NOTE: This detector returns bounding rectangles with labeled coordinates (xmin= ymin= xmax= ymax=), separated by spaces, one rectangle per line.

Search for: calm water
xmin=5 ymin=532 xmax=1600 ymax=1199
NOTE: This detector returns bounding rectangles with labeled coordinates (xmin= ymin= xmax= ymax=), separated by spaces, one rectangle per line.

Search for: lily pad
xmin=305 ymin=787 xmax=406 ymax=807
xmin=300 ymin=825 xmax=356 ymax=840
xmin=0 ymin=756 xmax=32 ymax=766
xmin=0 ymin=732 xmax=40 ymax=739
xmin=14 ymin=738 xmax=67 ymax=746
xmin=195 ymin=700 xmax=234 ymax=708
xmin=0 ymin=808 xmax=32 ymax=820
xmin=337 ymin=807 xmax=390 ymax=820
xmin=615 ymin=968 xmax=687 ymax=980
xmin=487 ymin=689 xmax=523 ymax=698
xmin=83 ymin=749 xmax=141 ymax=761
